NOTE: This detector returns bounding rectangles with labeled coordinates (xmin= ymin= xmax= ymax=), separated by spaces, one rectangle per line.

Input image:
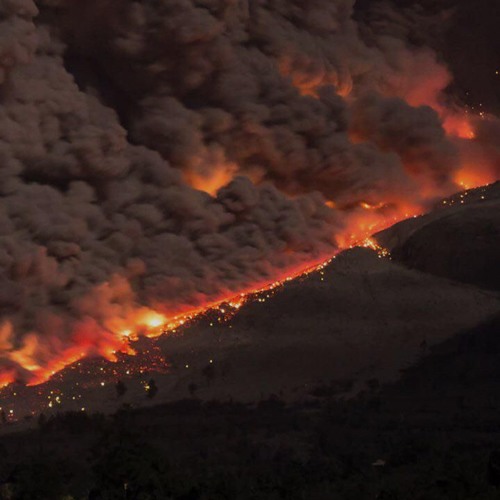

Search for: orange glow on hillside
xmin=1 ymin=257 xmax=337 ymax=387
xmin=3 ymin=196 xmax=421 ymax=388
xmin=1 ymin=74 xmax=498 ymax=390
xmin=335 ymin=201 xmax=421 ymax=249
xmin=0 ymin=371 xmax=15 ymax=389
xmin=0 ymin=167 xmax=494 ymax=389
xmin=454 ymin=168 xmax=495 ymax=191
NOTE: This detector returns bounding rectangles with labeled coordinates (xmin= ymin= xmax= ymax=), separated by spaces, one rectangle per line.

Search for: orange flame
xmin=185 ymin=162 xmax=237 ymax=196
xmin=0 ymin=370 xmax=15 ymax=389
xmin=443 ymin=114 xmax=476 ymax=140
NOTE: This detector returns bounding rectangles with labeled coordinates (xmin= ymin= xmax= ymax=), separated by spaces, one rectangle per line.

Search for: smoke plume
xmin=0 ymin=0 xmax=497 ymax=383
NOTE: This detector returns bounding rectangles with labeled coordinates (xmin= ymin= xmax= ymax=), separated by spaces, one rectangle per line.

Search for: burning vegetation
xmin=0 ymin=0 xmax=498 ymax=388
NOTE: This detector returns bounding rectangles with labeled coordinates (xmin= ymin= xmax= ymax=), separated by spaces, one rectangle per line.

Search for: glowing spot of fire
xmin=144 ymin=315 xmax=164 ymax=329
xmin=361 ymin=238 xmax=391 ymax=258
xmin=185 ymin=163 xmax=237 ymax=196
xmin=0 ymin=371 xmax=15 ymax=389
xmin=453 ymin=169 xmax=495 ymax=191
xmin=360 ymin=201 xmax=385 ymax=211
xmin=0 ymin=166 xmax=492 ymax=391
xmin=443 ymin=114 xmax=476 ymax=140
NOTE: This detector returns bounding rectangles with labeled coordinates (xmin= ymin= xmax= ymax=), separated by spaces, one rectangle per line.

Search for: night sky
xmin=444 ymin=0 xmax=500 ymax=111
xmin=356 ymin=0 xmax=500 ymax=110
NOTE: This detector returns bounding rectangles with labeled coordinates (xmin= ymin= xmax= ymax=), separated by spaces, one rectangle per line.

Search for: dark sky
xmin=355 ymin=0 xmax=500 ymax=112
xmin=444 ymin=0 xmax=500 ymax=112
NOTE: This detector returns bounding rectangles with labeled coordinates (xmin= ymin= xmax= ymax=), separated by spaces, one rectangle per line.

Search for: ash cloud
xmin=40 ymin=0 xmax=460 ymax=204
xmin=0 ymin=0 xmax=495 ymax=380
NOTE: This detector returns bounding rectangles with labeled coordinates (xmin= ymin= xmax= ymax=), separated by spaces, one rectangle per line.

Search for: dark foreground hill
xmin=390 ymin=201 xmax=500 ymax=291
xmin=378 ymin=182 xmax=500 ymax=291
xmin=1 ymin=315 xmax=500 ymax=499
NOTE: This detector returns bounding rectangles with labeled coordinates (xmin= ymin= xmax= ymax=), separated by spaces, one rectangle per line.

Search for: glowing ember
xmin=361 ymin=238 xmax=391 ymax=259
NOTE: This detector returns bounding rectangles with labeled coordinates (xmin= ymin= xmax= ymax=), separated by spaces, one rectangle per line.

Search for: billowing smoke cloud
xmin=40 ymin=0 xmax=461 ymax=205
xmin=0 ymin=0 xmax=497 ymax=382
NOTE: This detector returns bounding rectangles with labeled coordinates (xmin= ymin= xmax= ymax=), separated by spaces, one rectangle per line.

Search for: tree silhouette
xmin=146 ymin=379 xmax=158 ymax=399
xmin=11 ymin=458 xmax=67 ymax=499
xmin=202 ymin=365 xmax=215 ymax=386
xmin=488 ymin=450 xmax=500 ymax=487
xmin=188 ymin=383 xmax=198 ymax=397
xmin=92 ymin=435 xmax=169 ymax=499
xmin=366 ymin=378 xmax=380 ymax=392
xmin=37 ymin=413 xmax=47 ymax=430
xmin=115 ymin=380 xmax=127 ymax=399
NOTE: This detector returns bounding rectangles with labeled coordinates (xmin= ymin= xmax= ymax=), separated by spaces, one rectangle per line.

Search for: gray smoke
xmin=39 ymin=0 xmax=462 ymax=204
xmin=0 ymin=0 xmax=495 ymax=380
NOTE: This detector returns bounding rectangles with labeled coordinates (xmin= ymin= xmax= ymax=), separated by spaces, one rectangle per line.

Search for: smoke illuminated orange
xmin=0 ymin=168 xmax=495 ymax=390
xmin=443 ymin=114 xmax=476 ymax=140
xmin=1 ymin=75 xmax=498 ymax=390
xmin=185 ymin=163 xmax=238 ymax=196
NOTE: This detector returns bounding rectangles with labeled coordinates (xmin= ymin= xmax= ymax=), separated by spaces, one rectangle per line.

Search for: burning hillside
xmin=0 ymin=0 xmax=499 ymax=386
xmin=1 ymin=182 xmax=500 ymax=420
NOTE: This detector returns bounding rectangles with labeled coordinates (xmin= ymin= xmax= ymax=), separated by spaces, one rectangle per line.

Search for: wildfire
xmin=0 ymin=254 xmax=340 ymax=388
xmin=1 ymin=168 xmax=494 ymax=391
xmin=0 ymin=173 xmax=494 ymax=393
xmin=450 ymin=120 xmax=499 ymax=190
xmin=0 ymin=96 xmax=496 ymax=393
xmin=0 ymin=371 xmax=15 ymax=389
xmin=0 ymin=196 xmax=405 ymax=391
xmin=454 ymin=171 xmax=488 ymax=191
xmin=361 ymin=238 xmax=391 ymax=258
xmin=185 ymin=162 xmax=238 ymax=196
xmin=335 ymin=199 xmax=421 ymax=250
xmin=443 ymin=114 xmax=476 ymax=140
